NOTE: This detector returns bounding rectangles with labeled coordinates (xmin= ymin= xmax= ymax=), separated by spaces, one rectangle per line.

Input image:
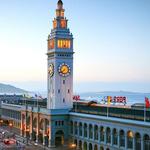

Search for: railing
xmin=72 ymin=102 xmax=150 ymax=122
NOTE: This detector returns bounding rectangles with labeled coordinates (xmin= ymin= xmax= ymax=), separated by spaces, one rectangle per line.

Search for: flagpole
xmin=107 ymin=105 xmax=109 ymax=117
xmin=144 ymin=104 xmax=146 ymax=122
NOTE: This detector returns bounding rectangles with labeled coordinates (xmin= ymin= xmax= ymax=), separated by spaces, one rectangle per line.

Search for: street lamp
xmin=0 ymin=120 xmax=3 ymax=123
xmin=0 ymin=120 xmax=3 ymax=127
xmin=71 ymin=143 xmax=76 ymax=150
xmin=9 ymin=122 xmax=13 ymax=133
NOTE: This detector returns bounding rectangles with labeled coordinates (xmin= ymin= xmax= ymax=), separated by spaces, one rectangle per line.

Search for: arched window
xmin=60 ymin=20 xmax=66 ymax=28
xmin=94 ymin=125 xmax=98 ymax=140
xmin=53 ymin=20 xmax=57 ymax=28
xmin=113 ymin=128 xmax=118 ymax=145
xmin=89 ymin=124 xmax=93 ymax=139
xmin=106 ymin=127 xmax=111 ymax=144
xmin=127 ymin=130 xmax=133 ymax=149
xmin=70 ymin=121 xmax=73 ymax=134
xmin=79 ymin=122 xmax=82 ymax=136
xmin=48 ymin=39 xmax=55 ymax=49
xmin=74 ymin=122 xmax=78 ymax=135
xmin=135 ymin=133 xmax=141 ymax=150
xmin=120 ymin=130 xmax=125 ymax=147
xmin=57 ymin=39 xmax=71 ymax=49
xmin=84 ymin=123 xmax=87 ymax=137
xmin=100 ymin=126 xmax=105 ymax=142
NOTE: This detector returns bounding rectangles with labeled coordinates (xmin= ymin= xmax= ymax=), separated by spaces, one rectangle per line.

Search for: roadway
xmin=0 ymin=125 xmax=73 ymax=150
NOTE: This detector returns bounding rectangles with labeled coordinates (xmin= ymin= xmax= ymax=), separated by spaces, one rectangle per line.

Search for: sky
xmin=0 ymin=0 xmax=150 ymax=93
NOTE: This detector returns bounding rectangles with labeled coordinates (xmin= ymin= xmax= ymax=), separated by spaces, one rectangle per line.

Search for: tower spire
xmin=47 ymin=0 xmax=74 ymax=110
xmin=57 ymin=0 xmax=63 ymax=9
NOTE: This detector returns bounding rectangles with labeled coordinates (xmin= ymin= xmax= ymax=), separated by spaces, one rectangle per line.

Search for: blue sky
xmin=0 ymin=0 xmax=150 ymax=93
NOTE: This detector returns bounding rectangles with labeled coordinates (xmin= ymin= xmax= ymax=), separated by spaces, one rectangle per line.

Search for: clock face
xmin=58 ymin=63 xmax=71 ymax=77
xmin=48 ymin=64 xmax=54 ymax=77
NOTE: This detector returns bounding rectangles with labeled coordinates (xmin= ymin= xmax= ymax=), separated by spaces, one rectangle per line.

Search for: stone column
xmin=36 ymin=115 xmax=39 ymax=143
xmin=111 ymin=131 xmax=113 ymax=146
xmin=30 ymin=113 xmax=33 ymax=140
xmin=87 ymin=125 xmax=89 ymax=139
xmin=141 ymin=137 xmax=144 ymax=150
xmin=104 ymin=131 xmax=107 ymax=144
xmin=43 ymin=119 xmax=46 ymax=146
xmin=125 ymin=132 xmax=127 ymax=150
xmin=24 ymin=113 xmax=27 ymax=138
xmin=48 ymin=123 xmax=55 ymax=148
xmin=20 ymin=116 xmax=23 ymax=136
xmin=77 ymin=122 xmax=79 ymax=137
xmin=93 ymin=125 xmax=95 ymax=140
xmin=98 ymin=127 xmax=100 ymax=141
xmin=82 ymin=124 xmax=84 ymax=137
xmin=76 ymin=140 xmax=80 ymax=150
xmin=133 ymin=136 xmax=135 ymax=150
xmin=118 ymin=132 xmax=120 ymax=148
xmin=72 ymin=121 xmax=74 ymax=136
xmin=87 ymin=142 xmax=89 ymax=150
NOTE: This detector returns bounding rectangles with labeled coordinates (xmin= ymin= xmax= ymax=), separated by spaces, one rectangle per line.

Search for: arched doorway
xmin=39 ymin=119 xmax=44 ymax=144
xmin=84 ymin=142 xmax=87 ymax=150
xmin=89 ymin=143 xmax=92 ymax=150
xmin=55 ymin=130 xmax=64 ymax=146
xmin=79 ymin=140 xmax=82 ymax=150
xmin=32 ymin=117 xmax=37 ymax=141
xmin=94 ymin=144 xmax=98 ymax=150
xmin=26 ymin=115 xmax=30 ymax=139
xmin=21 ymin=114 xmax=25 ymax=137
xmin=100 ymin=146 xmax=104 ymax=150
xmin=144 ymin=134 xmax=150 ymax=150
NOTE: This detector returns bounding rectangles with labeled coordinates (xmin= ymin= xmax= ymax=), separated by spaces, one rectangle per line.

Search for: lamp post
xmin=26 ymin=128 xmax=30 ymax=145
xmin=0 ymin=120 xmax=3 ymax=124
xmin=9 ymin=122 xmax=13 ymax=133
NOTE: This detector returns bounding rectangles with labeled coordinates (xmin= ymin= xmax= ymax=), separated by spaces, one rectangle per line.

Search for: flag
xmin=107 ymin=96 xmax=111 ymax=105
xmin=73 ymin=95 xmax=80 ymax=101
xmin=145 ymin=97 xmax=150 ymax=108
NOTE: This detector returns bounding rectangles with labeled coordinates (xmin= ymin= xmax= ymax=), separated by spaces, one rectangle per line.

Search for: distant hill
xmin=0 ymin=83 xmax=27 ymax=94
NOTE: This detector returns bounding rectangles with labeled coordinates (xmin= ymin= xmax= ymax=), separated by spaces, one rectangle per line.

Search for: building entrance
xmin=55 ymin=130 xmax=64 ymax=146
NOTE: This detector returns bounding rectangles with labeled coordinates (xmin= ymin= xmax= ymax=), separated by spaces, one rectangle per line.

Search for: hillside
xmin=0 ymin=83 xmax=27 ymax=93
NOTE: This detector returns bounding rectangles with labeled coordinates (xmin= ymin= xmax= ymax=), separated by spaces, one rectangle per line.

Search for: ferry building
xmin=0 ymin=1 xmax=150 ymax=150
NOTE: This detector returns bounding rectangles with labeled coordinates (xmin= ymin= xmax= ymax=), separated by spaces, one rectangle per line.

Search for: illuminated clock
xmin=58 ymin=63 xmax=71 ymax=77
xmin=48 ymin=64 xmax=54 ymax=77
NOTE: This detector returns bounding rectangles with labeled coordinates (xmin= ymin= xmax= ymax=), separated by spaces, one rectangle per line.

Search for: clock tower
xmin=47 ymin=0 xmax=74 ymax=109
